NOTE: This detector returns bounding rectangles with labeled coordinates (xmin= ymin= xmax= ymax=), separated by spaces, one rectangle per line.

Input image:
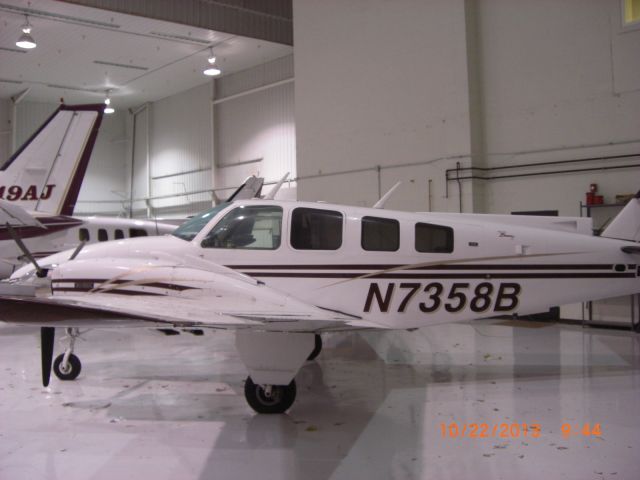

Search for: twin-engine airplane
xmin=0 ymin=104 xmax=176 ymax=277
xmin=0 ymin=179 xmax=639 ymax=413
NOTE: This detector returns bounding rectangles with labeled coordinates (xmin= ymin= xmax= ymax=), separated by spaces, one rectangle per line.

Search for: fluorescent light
xmin=203 ymin=48 xmax=221 ymax=76
xmin=104 ymin=91 xmax=114 ymax=113
xmin=203 ymin=66 xmax=221 ymax=76
xmin=16 ymin=16 xmax=36 ymax=49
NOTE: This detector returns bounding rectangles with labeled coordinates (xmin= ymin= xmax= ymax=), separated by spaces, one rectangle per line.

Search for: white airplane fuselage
xmin=21 ymin=199 xmax=640 ymax=330
xmin=0 ymin=214 xmax=176 ymax=278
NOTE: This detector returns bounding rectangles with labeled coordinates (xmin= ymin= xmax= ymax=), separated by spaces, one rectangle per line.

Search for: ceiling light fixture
xmin=16 ymin=15 xmax=36 ymax=50
xmin=203 ymin=48 xmax=221 ymax=77
xmin=104 ymin=91 xmax=114 ymax=114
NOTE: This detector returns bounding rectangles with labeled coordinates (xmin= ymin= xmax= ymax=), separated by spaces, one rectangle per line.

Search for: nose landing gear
xmin=52 ymin=328 xmax=82 ymax=381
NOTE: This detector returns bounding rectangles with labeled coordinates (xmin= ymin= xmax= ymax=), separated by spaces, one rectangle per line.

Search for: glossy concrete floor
xmin=1 ymin=319 xmax=639 ymax=480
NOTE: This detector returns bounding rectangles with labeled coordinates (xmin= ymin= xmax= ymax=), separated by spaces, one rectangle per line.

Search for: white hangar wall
xmin=0 ymin=99 xmax=9 ymax=163
xmin=133 ymin=83 xmax=214 ymax=217
xmin=293 ymin=0 xmax=474 ymax=212
xmin=214 ymin=54 xmax=297 ymax=200
xmin=293 ymin=0 xmax=640 ymax=217
xmin=473 ymin=0 xmax=640 ymax=216
xmin=129 ymin=55 xmax=296 ymax=218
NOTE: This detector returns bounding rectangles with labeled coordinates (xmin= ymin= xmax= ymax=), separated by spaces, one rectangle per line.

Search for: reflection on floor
xmin=1 ymin=319 xmax=639 ymax=480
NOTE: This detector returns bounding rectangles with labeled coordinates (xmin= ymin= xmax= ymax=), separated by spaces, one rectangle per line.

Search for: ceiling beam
xmin=58 ymin=0 xmax=293 ymax=45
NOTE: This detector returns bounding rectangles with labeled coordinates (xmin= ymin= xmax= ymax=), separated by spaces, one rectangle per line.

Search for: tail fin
xmin=0 ymin=104 xmax=104 ymax=216
xmin=601 ymin=191 xmax=640 ymax=242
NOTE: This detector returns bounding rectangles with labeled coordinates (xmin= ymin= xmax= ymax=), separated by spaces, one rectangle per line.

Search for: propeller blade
xmin=6 ymin=222 xmax=45 ymax=277
xmin=41 ymin=327 xmax=55 ymax=387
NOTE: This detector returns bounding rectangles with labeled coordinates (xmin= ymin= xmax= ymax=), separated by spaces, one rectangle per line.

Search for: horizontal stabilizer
xmin=0 ymin=200 xmax=43 ymax=228
xmin=602 ymin=191 xmax=640 ymax=242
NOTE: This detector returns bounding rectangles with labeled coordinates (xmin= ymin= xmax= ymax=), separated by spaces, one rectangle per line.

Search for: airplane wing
xmin=0 ymin=261 xmax=380 ymax=333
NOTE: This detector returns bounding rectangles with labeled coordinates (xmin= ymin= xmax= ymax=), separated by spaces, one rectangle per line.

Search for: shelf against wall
xmin=579 ymin=201 xmax=626 ymax=235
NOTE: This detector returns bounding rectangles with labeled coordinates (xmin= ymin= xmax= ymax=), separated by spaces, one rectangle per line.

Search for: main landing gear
xmin=236 ymin=331 xmax=318 ymax=414
xmin=241 ymin=334 xmax=322 ymax=414
xmin=244 ymin=377 xmax=297 ymax=414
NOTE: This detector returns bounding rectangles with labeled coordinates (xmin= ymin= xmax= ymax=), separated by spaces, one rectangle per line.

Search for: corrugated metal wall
xmin=15 ymin=102 xmax=57 ymax=148
xmin=59 ymin=0 xmax=293 ymax=45
xmin=144 ymin=83 xmax=214 ymax=217
xmin=130 ymin=107 xmax=149 ymax=216
xmin=135 ymin=55 xmax=296 ymax=217
xmin=0 ymin=99 xmax=9 ymax=164
xmin=8 ymin=55 xmax=296 ymax=219
xmin=214 ymin=54 xmax=296 ymax=199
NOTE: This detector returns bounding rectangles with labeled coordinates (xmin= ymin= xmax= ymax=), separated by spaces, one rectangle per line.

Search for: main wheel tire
xmin=53 ymin=353 xmax=82 ymax=381
xmin=307 ymin=334 xmax=323 ymax=361
xmin=244 ymin=376 xmax=296 ymax=414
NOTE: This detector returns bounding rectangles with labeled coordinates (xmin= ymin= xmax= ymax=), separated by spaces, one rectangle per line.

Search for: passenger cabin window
xmin=291 ymin=207 xmax=343 ymax=250
xmin=415 ymin=222 xmax=454 ymax=253
xmin=79 ymin=228 xmax=90 ymax=242
xmin=361 ymin=216 xmax=399 ymax=251
xmin=98 ymin=229 xmax=108 ymax=242
xmin=129 ymin=228 xmax=148 ymax=238
xmin=114 ymin=229 xmax=124 ymax=240
xmin=201 ymin=205 xmax=282 ymax=250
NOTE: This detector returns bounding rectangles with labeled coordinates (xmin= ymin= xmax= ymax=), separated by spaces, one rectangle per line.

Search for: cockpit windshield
xmin=172 ymin=203 xmax=231 ymax=241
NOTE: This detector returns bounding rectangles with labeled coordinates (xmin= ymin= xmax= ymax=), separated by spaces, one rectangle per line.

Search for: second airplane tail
xmin=601 ymin=190 xmax=640 ymax=242
xmin=0 ymin=104 xmax=104 ymax=216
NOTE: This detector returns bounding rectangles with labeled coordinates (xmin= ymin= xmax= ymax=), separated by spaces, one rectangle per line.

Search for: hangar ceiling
xmin=0 ymin=0 xmax=293 ymax=108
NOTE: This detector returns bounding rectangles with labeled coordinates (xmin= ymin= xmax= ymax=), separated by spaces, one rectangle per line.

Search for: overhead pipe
xmin=445 ymin=153 xmax=640 ymax=198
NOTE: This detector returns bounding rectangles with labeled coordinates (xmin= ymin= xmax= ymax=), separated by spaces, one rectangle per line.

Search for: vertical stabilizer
xmin=601 ymin=191 xmax=640 ymax=242
xmin=0 ymin=104 xmax=104 ymax=215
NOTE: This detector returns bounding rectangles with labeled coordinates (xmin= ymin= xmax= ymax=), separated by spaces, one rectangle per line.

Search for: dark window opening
xmin=415 ymin=222 xmax=454 ymax=253
xmin=98 ymin=229 xmax=108 ymax=242
xmin=362 ymin=216 xmax=399 ymax=251
xmin=291 ymin=207 xmax=343 ymax=250
xmin=79 ymin=228 xmax=90 ymax=242
xmin=129 ymin=228 xmax=148 ymax=238
xmin=114 ymin=229 xmax=124 ymax=239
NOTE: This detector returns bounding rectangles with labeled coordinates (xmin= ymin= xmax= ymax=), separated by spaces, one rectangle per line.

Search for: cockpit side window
xmin=201 ymin=205 xmax=282 ymax=250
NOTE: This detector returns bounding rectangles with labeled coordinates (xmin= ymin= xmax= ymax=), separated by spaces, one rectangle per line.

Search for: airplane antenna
xmin=265 ymin=172 xmax=290 ymax=200
xmin=373 ymin=181 xmax=402 ymax=209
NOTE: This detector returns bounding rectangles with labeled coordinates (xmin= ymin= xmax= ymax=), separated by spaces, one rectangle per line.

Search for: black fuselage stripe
xmin=239 ymin=272 xmax=636 ymax=280
xmin=226 ymin=264 xmax=621 ymax=271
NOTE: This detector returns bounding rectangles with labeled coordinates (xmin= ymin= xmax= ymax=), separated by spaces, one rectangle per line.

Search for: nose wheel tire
xmin=53 ymin=353 xmax=82 ymax=381
xmin=244 ymin=376 xmax=296 ymax=414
